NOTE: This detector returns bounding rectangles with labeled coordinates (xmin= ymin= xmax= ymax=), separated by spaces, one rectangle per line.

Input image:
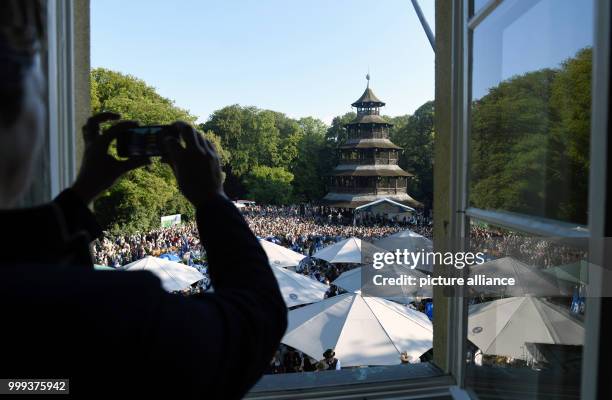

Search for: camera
xmin=116 ymin=125 xmax=179 ymax=157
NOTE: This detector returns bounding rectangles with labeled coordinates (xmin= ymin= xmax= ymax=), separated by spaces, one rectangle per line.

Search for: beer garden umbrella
xmin=543 ymin=260 xmax=589 ymax=286
xmin=120 ymin=256 xmax=204 ymax=292
xmin=312 ymin=237 xmax=385 ymax=264
xmin=259 ymin=239 xmax=306 ymax=268
xmin=332 ymin=265 xmax=433 ymax=302
xmin=468 ymin=296 xmax=584 ymax=360
xmin=94 ymin=264 xmax=115 ymax=271
xmin=271 ymin=265 xmax=328 ymax=308
xmin=468 ymin=257 xmax=571 ymax=297
xmin=374 ymin=230 xmax=433 ymax=273
xmin=282 ymin=292 xmax=433 ymax=367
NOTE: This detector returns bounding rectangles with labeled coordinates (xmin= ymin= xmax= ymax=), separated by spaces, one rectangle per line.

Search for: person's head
xmin=0 ymin=0 xmax=45 ymax=207
xmin=323 ymin=349 xmax=335 ymax=360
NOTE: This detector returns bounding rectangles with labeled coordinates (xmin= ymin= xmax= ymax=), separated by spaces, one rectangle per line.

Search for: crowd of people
xmin=469 ymin=225 xmax=586 ymax=268
xmin=91 ymin=224 xmax=203 ymax=268
xmin=91 ymin=204 xmax=583 ymax=281
xmin=92 ymin=203 xmax=433 ymax=268
xmin=89 ymin=203 xmax=586 ymax=374
xmin=243 ymin=204 xmax=432 ymax=256
xmin=267 ymin=345 xmax=343 ymax=374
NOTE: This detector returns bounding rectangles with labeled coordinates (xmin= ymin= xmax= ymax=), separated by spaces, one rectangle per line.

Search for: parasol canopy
xmin=468 ymin=296 xmax=584 ymax=360
xmin=120 ymin=256 xmax=204 ymax=292
xmin=271 ymin=265 xmax=328 ymax=307
xmin=259 ymin=239 xmax=306 ymax=268
xmin=282 ymin=292 xmax=433 ymax=367
xmin=312 ymin=237 xmax=384 ymax=264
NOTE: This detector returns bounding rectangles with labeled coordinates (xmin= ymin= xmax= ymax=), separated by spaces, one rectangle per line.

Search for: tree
xmin=91 ymin=68 xmax=196 ymax=124
xmin=291 ymin=117 xmax=328 ymax=201
xmin=548 ymin=48 xmax=591 ymax=222
xmin=244 ymin=166 xmax=294 ymax=205
xmin=201 ymin=105 xmax=303 ymax=198
xmin=90 ymin=69 xmax=202 ymax=233
xmin=469 ymin=48 xmax=591 ymax=224
xmin=391 ymin=102 xmax=434 ymax=209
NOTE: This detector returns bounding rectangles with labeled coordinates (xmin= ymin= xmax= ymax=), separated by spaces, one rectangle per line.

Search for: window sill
xmin=246 ymin=362 xmax=457 ymax=399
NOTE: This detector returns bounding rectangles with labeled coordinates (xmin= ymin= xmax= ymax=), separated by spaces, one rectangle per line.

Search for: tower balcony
xmin=328 ymin=185 xmax=408 ymax=195
xmin=338 ymin=157 xmax=399 ymax=166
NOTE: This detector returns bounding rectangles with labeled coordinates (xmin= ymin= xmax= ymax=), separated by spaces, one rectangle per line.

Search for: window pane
xmin=469 ymin=0 xmax=593 ymax=225
xmin=466 ymin=219 xmax=587 ymax=399
xmin=472 ymin=0 xmax=491 ymax=17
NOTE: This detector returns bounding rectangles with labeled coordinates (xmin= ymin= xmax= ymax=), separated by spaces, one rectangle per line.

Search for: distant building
xmin=322 ymin=76 xmax=419 ymax=208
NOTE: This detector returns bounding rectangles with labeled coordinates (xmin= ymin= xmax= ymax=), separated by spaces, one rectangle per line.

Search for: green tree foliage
xmin=91 ymin=68 xmax=196 ymax=124
xmin=391 ymin=102 xmax=434 ymax=208
xmin=245 ymin=166 xmax=294 ymax=205
xmin=90 ymin=67 xmax=440 ymax=232
xmin=322 ymin=112 xmax=356 ymax=172
xmin=291 ymin=117 xmax=328 ymax=201
xmin=91 ymin=68 xmax=202 ymax=233
xmin=201 ymin=105 xmax=304 ymax=197
xmin=325 ymin=112 xmax=356 ymax=145
xmin=470 ymin=48 xmax=591 ymax=224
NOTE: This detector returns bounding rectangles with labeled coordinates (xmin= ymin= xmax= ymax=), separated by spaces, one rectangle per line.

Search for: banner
xmin=161 ymin=214 xmax=181 ymax=228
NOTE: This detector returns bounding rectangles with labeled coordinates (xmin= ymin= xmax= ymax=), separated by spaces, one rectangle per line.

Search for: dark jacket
xmin=0 ymin=190 xmax=287 ymax=399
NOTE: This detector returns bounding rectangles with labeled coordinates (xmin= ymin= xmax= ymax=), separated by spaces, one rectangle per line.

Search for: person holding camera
xmin=0 ymin=1 xmax=286 ymax=398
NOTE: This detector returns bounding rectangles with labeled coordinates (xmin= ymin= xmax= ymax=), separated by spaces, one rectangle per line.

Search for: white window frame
xmin=447 ymin=0 xmax=611 ymax=398
xmin=47 ymin=0 xmax=76 ymax=198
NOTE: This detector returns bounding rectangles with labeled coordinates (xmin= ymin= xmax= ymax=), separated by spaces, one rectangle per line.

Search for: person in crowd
xmin=315 ymin=361 xmax=329 ymax=372
xmin=322 ymin=349 xmax=341 ymax=370
xmin=283 ymin=346 xmax=303 ymax=373
xmin=0 ymin=2 xmax=286 ymax=397
xmin=324 ymin=284 xmax=339 ymax=299
xmin=303 ymin=355 xmax=318 ymax=372
xmin=267 ymin=350 xmax=284 ymax=374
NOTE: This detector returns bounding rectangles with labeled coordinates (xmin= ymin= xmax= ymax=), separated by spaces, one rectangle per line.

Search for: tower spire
xmin=366 ymin=70 xmax=370 ymax=88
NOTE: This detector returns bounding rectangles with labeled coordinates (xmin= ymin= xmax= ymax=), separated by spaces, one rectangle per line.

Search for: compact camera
xmin=116 ymin=125 xmax=180 ymax=157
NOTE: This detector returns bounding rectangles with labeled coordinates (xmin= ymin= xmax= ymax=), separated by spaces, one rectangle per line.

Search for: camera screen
xmin=124 ymin=126 xmax=164 ymax=156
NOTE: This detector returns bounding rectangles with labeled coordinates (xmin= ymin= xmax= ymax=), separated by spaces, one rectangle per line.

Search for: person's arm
xmin=153 ymin=122 xmax=287 ymax=399
xmin=68 ymin=112 xmax=150 ymax=236
xmin=52 ymin=188 xmax=102 ymax=239
xmin=192 ymin=194 xmax=286 ymax=396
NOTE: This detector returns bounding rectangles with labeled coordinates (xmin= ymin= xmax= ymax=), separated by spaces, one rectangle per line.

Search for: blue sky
xmin=472 ymin=0 xmax=593 ymax=99
xmin=91 ymin=0 xmax=435 ymax=124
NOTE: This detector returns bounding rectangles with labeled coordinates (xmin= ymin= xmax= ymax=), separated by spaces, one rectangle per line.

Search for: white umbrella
xmin=469 ymin=256 xmax=571 ymax=297
xmin=332 ymin=266 xmax=432 ymax=302
xmin=121 ymin=256 xmax=204 ymax=292
xmin=374 ymin=230 xmax=434 ymax=272
xmin=331 ymin=267 xmax=362 ymax=292
xmin=468 ymin=296 xmax=584 ymax=360
xmin=543 ymin=260 xmax=590 ymax=286
xmin=282 ymin=292 xmax=433 ymax=366
xmin=259 ymin=239 xmax=306 ymax=268
xmin=313 ymin=237 xmax=384 ymax=264
xmin=374 ymin=229 xmax=432 ymax=253
xmin=271 ymin=265 xmax=328 ymax=307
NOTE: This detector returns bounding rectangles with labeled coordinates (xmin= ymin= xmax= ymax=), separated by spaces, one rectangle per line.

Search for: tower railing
xmin=337 ymin=157 xmax=399 ymax=165
xmin=328 ymin=186 xmax=408 ymax=194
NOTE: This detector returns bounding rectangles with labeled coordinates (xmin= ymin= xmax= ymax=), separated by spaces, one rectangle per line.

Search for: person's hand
xmin=71 ymin=112 xmax=150 ymax=204
xmin=161 ymin=121 xmax=226 ymax=206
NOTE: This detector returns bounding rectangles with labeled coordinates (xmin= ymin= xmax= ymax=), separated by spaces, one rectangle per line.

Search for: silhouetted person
xmin=322 ymin=349 xmax=341 ymax=370
xmin=0 ymin=2 xmax=286 ymax=398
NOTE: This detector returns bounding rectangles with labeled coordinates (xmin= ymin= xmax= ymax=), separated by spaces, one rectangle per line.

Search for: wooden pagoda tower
xmin=322 ymin=75 xmax=418 ymax=208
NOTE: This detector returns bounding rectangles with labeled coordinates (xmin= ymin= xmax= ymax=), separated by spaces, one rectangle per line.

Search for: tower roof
xmin=346 ymin=113 xmax=392 ymax=126
xmin=351 ymin=87 xmax=385 ymax=107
